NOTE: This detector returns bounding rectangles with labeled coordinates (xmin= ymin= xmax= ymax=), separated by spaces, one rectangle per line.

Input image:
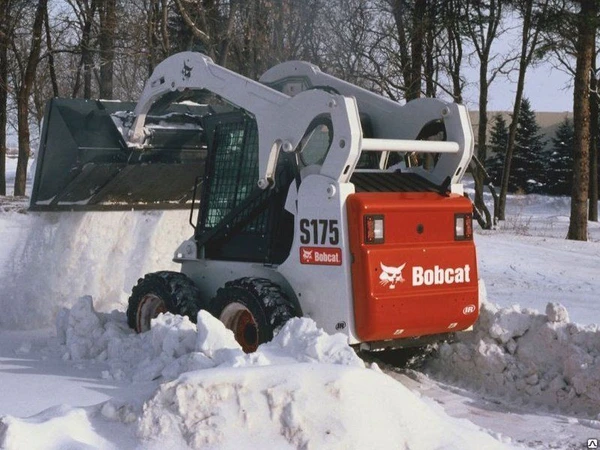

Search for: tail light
xmin=365 ymin=214 xmax=384 ymax=244
xmin=455 ymin=213 xmax=473 ymax=241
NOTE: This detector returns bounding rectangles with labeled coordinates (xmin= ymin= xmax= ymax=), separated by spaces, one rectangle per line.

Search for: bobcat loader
xmin=32 ymin=52 xmax=480 ymax=352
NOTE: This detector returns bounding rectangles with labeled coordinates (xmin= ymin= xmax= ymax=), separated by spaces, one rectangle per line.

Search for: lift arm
xmin=128 ymin=52 xmax=362 ymax=188
xmin=260 ymin=61 xmax=474 ymax=188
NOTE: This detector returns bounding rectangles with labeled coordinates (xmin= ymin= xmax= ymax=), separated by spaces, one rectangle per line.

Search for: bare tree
xmin=14 ymin=0 xmax=47 ymax=196
xmin=388 ymin=0 xmax=426 ymax=100
xmin=145 ymin=0 xmax=170 ymax=75
xmin=590 ymin=50 xmax=598 ymax=222
xmin=173 ymin=0 xmax=238 ymax=67
xmin=567 ymin=0 xmax=596 ymax=241
xmin=68 ymin=0 xmax=98 ymax=98
xmin=43 ymin=3 xmax=59 ymax=98
xmin=423 ymin=1 xmax=446 ymax=97
xmin=435 ymin=0 xmax=467 ymax=103
xmin=318 ymin=0 xmax=382 ymax=90
xmin=541 ymin=0 xmax=598 ymax=223
xmin=98 ymin=0 xmax=116 ymax=99
xmin=464 ymin=0 xmax=508 ymax=229
xmin=0 ymin=0 xmax=14 ymax=196
xmin=497 ymin=0 xmax=550 ymax=221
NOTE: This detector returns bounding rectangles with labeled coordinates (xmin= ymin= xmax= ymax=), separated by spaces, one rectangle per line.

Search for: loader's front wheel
xmin=127 ymin=271 xmax=206 ymax=333
xmin=210 ymin=278 xmax=297 ymax=353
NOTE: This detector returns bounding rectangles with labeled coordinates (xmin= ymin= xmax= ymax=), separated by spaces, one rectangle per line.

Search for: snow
xmin=0 ymin=208 xmax=189 ymax=329
xmin=51 ymin=304 xmax=508 ymax=450
xmin=426 ymin=301 xmax=600 ymax=418
xmin=1 ymin=157 xmax=600 ymax=448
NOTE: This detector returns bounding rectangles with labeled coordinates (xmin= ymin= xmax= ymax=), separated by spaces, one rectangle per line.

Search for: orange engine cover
xmin=347 ymin=192 xmax=479 ymax=342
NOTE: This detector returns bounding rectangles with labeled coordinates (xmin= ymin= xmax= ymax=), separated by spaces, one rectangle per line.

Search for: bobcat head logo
xmin=182 ymin=61 xmax=193 ymax=78
xmin=302 ymin=249 xmax=313 ymax=261
xmin=379 ymin=262 xmax=406 ymax=289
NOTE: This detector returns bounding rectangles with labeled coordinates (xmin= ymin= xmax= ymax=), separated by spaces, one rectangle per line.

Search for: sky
xmin=463 ymin=63 xmax=574 ymax=113
xmin=460 ymin=14 xmax=576 ymax=114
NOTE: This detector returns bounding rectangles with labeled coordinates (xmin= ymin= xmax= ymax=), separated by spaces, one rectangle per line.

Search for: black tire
xmin=127 ymin=271 xmax=207 ymax=333
xmin=209 ymin=277 xmax=297 ymax=353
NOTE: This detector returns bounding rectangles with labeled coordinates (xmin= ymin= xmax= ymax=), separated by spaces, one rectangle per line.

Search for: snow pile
xmin=426 ymin=300 xmax=600 ymax=417
xmin=48 ymin=297 xmax=510 ymax=449
xmin=138 ymin=363 xmax=507 ymax=450
xmin=57 ymin=296 xmax=199 ymax=382
xmin=56 ymin=297 xmax=365 ymax=382
xmin=135 ymin=317 xmax=508 ymax=449
xmin=0 ymin=405 xmax=115 ymax=450
xmin=0 ymin=209 xmax=190 ymax=329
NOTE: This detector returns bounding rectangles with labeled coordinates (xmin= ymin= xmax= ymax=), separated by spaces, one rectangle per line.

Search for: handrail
xmin=361 ymin=138 xmax=459 ymax=153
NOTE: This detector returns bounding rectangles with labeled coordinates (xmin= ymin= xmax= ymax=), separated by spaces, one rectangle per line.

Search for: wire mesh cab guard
xmin=195 ymin=112 xmax=295 ymax=264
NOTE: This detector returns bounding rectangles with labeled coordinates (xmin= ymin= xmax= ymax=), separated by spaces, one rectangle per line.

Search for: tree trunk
xmin=424 ymin=1 xmax=436 ymax=97
xmin=147 ymin=0 xmax=159 ymax=75
xmin=465 ymin=0 xmax=503 ymax=229
xmin=44 ymin=3 xmax=58 ymax=97
xmin=567 ymin=0 xmax=596 ymax=241
xmin=445 ymin=0 xmax=463 ymax=103
xmin=475 ymin=58 xmax=493 ymax=229
xmin=391 ymin=0 xmax=414 ymax=100
xmin=14 ymin=0 xmax=46 ymax=197
xmin=498 ymin=0 xmax=534 ymax=221
xmin=99 ymin=0 xmax=116 ymax=99
xmin=407 ymin=0 xmax=426 ymax=100
xmin=73 ymin=0 xmax=97 ymax=99
xmin=589 ymin=47 xmax=598 ymax=221
xmin=0 ymin=0 xmax=10 ymax=196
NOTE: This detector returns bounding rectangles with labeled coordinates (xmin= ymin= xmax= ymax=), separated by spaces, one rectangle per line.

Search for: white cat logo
xmin=379 ymin=262 xmax=406 ymax=289
xmin=302 ymin=249 xmax=313 ymax=261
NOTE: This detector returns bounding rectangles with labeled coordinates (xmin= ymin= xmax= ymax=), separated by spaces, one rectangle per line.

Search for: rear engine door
xmin=347 ymin=192 xmax=479 ymax=342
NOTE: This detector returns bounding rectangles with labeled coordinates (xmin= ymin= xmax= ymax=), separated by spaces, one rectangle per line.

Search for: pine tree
xmin=512 ymin=98 xmax=546 ymax=193
xmin=486 ymin=113 xmax=508 ymax=185
xmin=547 ymin=117 xmax=574 ymax=195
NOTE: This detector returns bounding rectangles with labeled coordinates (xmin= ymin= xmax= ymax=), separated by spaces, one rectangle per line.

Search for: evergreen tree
xmin=547 ymin=118 xmax=574 ymax=195
xmin=486 ymin=113 xmax=508 ymax=185
xmin=511 ymin=98 xmax=546 ymax=193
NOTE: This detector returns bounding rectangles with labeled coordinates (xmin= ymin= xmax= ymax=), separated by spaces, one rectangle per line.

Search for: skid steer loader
xmin=33 ymin=52 xmax=480 ymax=352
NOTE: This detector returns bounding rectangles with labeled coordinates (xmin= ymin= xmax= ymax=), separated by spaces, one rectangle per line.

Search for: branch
xmin=488 ymin=54 xmax=520 ymax=84
xmin=173 ymin=0 xmax=210 ymax=44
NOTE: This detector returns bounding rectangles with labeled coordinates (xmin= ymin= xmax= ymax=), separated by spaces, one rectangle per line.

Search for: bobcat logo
xmin=379 ymin=262 xmax=406 ymax=289
xmin=182 ymin=62 xmax=193 ymax=79
xmin=302 ymin=248 xmax=313 ymax=262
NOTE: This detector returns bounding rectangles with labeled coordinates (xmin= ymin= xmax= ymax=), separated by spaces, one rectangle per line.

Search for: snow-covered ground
xmin=1 ymin=156 xmax=599 ymax=449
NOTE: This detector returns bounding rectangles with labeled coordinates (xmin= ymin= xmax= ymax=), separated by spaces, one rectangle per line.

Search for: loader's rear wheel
xmin=127 ymin=271 xmax=206 ymax=333
xmin=209 ymin=277 xmax=297 ymax=353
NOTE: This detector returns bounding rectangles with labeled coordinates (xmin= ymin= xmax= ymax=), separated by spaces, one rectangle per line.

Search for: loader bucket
xmin=30 ymin=98 xmax=210 ymax=211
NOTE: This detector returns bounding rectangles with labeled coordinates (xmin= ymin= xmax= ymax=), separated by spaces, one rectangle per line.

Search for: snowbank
xmin=54 ymin=297 xmax=365 ymax=383
xmin=0 ymin=405 xmax=116 ymax=450
xmin=426 ymin=300 xmax=600 ymax=418
xmin=0 ymin=209 xmax=190 ymax=329
xmin=137 ymin=362 xmax=505 ymax=450
xmin=0 ymin=297 xmax=511 ymax=450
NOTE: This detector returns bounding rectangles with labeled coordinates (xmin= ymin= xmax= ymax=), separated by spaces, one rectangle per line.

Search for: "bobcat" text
xmin=412 ymin=264 xmax=471 ymax=286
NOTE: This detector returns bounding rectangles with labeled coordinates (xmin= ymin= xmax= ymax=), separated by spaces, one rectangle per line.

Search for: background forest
xmin=0 ymin=0 xmax=598 ymax=240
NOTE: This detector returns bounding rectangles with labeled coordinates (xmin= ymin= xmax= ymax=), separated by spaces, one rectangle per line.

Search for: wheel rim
xmin=136 ymin=293 xmax=167 ymax=332
xmin=220 ymin=303 xmax=259 ymax=353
